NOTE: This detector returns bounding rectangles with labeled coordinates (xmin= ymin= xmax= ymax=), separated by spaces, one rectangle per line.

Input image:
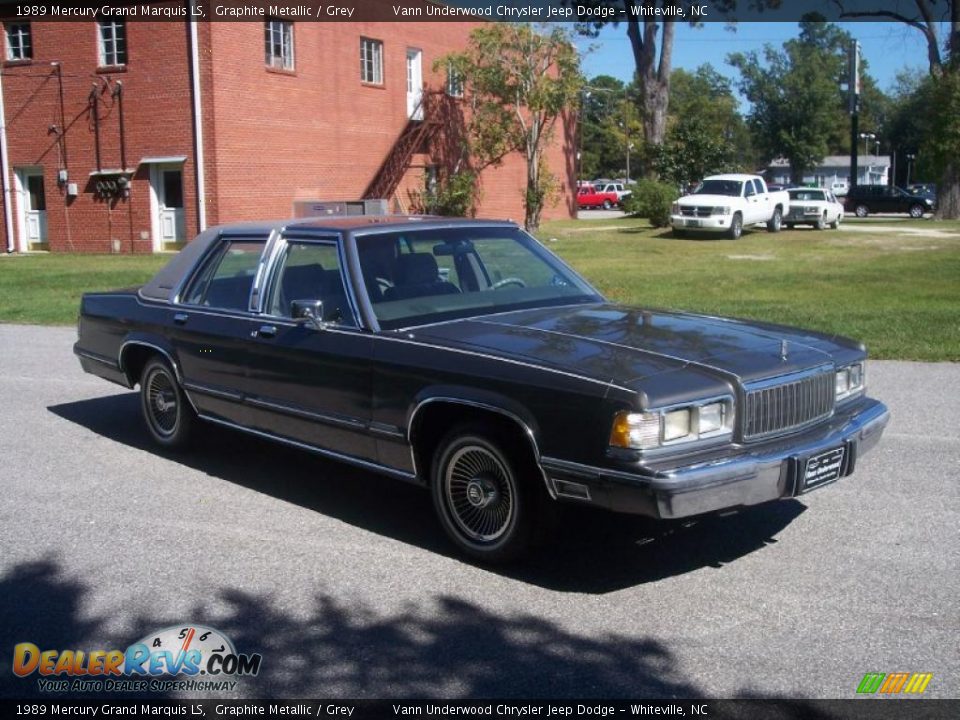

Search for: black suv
xmin=844 ymin=185 xmax=934 ymax=218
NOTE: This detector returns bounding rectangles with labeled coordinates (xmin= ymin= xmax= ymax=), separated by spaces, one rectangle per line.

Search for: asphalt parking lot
xmin=0 ymin=324 xmax=957 ymax=700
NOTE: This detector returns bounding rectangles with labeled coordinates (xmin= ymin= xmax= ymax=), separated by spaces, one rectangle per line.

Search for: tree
xmin=440 ymin=24 xmax=582 ymax=231
xmin=728 ymin=22 xmax=856 ymax=183
xmin=834 ymin=0 xmax=960 ymax=218
xmin=577 ymin=1 xmax=779 ymax=178
xmin=655 ymin=120 xmax=738 ymax=188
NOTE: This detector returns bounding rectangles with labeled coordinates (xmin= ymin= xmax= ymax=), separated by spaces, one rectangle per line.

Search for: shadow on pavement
xmin=49 ymin=393 xmax=807 ymax=594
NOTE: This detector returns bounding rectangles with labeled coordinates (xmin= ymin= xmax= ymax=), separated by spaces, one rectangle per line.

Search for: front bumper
xmin=670 ymin=214 xmax=733 ymax=232
xmin=541 ymin=397 xmax=890 ymax=520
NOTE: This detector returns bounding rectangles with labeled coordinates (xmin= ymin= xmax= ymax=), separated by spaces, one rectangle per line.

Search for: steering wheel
xmin=491 ymin=277 xmax=527 ymax=290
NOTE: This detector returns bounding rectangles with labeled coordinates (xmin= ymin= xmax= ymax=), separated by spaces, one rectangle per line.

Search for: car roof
xmin=704 ymin=174 xmax=760 ymax=182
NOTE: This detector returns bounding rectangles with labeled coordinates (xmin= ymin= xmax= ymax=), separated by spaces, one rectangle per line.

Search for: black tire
xmin=785 ymin=223 xmax=795 ymax=229
xmin=815 ymin=213 xmax=827 ymax=230
xmin=766 ymin=206 xmax=783 ymax=232
xmin=908 ymin=203 xmax=925 ymax=218
xmin=855 ymin=204 xmax=869 ymax=218
xmin=140 ymin=357 xmax=196 ymax=449
xmin=602 ymin=199 xmax=612 ymax=210
xmin=672 ymin=228 xmax=687 ymax=238
xmin=830 ymin=215 xmax=841 ymax=229
xmin=431 ymin=425 xmax=539 ymax=563
xmin=728 ymin=212 xmax=743 ymax=240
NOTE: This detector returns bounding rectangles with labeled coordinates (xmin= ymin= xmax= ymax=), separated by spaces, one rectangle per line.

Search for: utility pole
xmin=848 ymin=40 xmax=861 ymax=190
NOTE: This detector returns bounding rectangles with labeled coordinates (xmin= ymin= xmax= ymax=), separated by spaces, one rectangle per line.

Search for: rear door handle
xmin=173 ymin=313 xmax=188 ymax=325
xmin=253 ymin=325 xmax=277 ymax=339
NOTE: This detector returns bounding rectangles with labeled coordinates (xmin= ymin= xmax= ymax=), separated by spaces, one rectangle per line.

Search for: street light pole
xmin=906 ymin=153 xmax=916 ymax=186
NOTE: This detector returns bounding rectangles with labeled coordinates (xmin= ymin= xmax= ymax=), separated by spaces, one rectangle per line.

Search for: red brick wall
xmin=0 ymin=18 xmax=575 ymax=253
xmin=1 ymin=21 xmax=197 ymax=253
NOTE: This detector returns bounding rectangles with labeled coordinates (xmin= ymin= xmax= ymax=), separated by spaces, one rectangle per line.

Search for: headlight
xmin=713 ymin=206 xmax=731 ymax=216
xmin=671 ymin=202 xmax=681 ymax=215
xmin=610 ymin=399 xmax=733 ymax=451
xmin=835 ymin=362 xmax=865 ymax=401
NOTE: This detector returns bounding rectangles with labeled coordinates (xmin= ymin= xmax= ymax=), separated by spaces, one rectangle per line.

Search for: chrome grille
xmin=743 ymin=368 xmax=835 ymax=440
xmin=680 ymin=206 xmax=714 ymax=218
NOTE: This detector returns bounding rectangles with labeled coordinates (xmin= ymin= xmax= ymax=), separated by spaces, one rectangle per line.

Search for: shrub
xmin=622 ymin=180 xmax=677 ymax=227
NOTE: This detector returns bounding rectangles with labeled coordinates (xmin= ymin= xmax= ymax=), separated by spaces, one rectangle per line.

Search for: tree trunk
xmin=935 ymin=160 xmax=960 ymax=219
xmin=525 ymin=149 xmax=542 ymax=231
xmin=627 ymin=18 xmax=675 ymax=179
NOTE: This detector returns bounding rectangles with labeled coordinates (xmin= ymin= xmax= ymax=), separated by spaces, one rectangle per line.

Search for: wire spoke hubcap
xmin=146 ymin=370 xmax=178 ymax=436
xmin=445 ymin=445 xmax=514 ymax=543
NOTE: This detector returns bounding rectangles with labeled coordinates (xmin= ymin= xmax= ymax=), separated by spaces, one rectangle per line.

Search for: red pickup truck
xmin=577 ymin=183 xmax=621 ymax=210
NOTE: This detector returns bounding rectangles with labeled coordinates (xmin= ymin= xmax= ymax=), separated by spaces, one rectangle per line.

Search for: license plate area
xmin=685 ymin=218 xmax=701 ymax=227
xmin=800 ymin=446 xmax=846 ymax=492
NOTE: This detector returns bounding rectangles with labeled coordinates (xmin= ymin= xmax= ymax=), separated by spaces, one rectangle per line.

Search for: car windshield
xmin=694 ymin=180 xmax=742 ymax=197
xmin=788 ymin=190 xmax=826 ymax=201
xmin=356 ymin=226 xmax=601 ymax=330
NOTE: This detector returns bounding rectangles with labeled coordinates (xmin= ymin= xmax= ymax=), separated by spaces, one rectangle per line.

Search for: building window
xmin=264 ymin=20 xmax=294 ymax=70
xmin=360 ymin=38 xmax=383 ymax=85
xmin=446 ymin=63 xmax=464 ymax=97
xmin=98 ymin=21 xmax=126 ymax=67
xmin=5 ymin=23 xmax=31 ymax=61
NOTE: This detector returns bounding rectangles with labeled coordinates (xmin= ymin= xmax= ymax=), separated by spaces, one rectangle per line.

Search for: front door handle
xmin=253 ymin=325 xmax=277 ymax=339
xmin=173 ymin=313 xmax=188 ymax=325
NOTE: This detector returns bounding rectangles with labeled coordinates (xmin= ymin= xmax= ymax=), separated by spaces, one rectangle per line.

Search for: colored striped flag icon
xmin=857 ymin=672 xmax=933 ymax=694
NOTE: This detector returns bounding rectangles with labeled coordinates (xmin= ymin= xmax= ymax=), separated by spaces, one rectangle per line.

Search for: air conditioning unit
xmin=292 ymin=199 xmax=389 ymax=218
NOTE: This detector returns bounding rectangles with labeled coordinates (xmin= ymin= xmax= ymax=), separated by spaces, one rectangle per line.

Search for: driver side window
xmin=268 ymin=242 xmax=357 ymax=327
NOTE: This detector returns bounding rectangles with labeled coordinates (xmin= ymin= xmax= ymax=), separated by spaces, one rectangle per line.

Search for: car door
xmin=170 ymin=232 xmax=270 ymax=425
xmin=743 ymin=180 xmax=762 ymax=224
xmin=241 ymin=236 xmax=377 ymax=463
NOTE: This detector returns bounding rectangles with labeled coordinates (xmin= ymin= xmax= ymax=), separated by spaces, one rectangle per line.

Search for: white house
xmin=766 ymin=155 xmax=891 ymax=189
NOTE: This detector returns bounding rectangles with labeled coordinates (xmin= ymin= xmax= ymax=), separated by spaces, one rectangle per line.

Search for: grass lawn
xmin=538 ymin=217 xmax=960 ymax=362
xmin=0 ymin=254 xmax=168 ymax=326
xmin=1 ymin=218 xmax=957 ymax=361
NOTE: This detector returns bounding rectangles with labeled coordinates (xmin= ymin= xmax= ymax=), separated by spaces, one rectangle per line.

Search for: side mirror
xmin=291 ymin=299 xmax=325 ymax=330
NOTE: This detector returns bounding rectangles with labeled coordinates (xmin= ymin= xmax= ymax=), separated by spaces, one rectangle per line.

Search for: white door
xmin=153 ymin=165 xmax=185 ymax=249
xmin=406 ymin=48 xmax=423 ymax=121
xmin=16 ymin=169 xmax=48 ymax=249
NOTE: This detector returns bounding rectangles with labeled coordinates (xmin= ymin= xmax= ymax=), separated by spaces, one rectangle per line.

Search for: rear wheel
xmin=140 ymin=357 xmax=196 ymax=449
xmin=855 ymin=204 xmax=869 ymax=218
xmin=431 ymin=426 xmax=537 ymax=563
xmin=766 ymin=207 xmax=783 ymax=232
xmin=602 ymin=199 xmax=612 ymax=210
xmin=728 ymin=212 xmax=743 ymax=240
xmin=909 ymin=203 xmax=925 ymax=218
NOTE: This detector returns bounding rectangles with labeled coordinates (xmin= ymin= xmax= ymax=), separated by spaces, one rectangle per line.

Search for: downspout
xmin=0 ymin=70 xmax=15 ymax=252
xmin=188 ymin=7 xmax=207 ymax=232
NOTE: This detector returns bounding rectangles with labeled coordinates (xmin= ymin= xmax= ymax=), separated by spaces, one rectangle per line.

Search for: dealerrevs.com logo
xmin=13 ymin=625 xmax=262 ymax=693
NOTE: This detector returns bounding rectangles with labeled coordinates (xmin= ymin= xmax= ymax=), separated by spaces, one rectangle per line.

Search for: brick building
xmin=0 ymin=12 xmax=576 ymax=253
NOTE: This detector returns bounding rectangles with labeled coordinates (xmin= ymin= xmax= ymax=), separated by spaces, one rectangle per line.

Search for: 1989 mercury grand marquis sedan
xmin=75 ymin=217 xmax=890 ymax=562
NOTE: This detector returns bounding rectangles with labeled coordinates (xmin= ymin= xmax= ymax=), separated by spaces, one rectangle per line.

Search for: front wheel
xmin=815 ymin=213 xmax=827 ymax=230
xmin=855 ymin=204 xmax=869 ymax=218
xmin=140 ymin=357 xmax=196 ymax=449
xmin=767 ymin=207 xmax=783 ymax=232
xmin=728 ymin=213 xmax=743 ymax=240
xmin=909 ymin=204 xmax=925 ymax=218
xmin=830 ymin=215 xmax=842 ymax=229
xmin=431 ymin=427 xmax=534 ymax=563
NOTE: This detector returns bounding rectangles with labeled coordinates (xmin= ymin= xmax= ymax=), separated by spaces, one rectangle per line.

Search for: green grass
xmin=0 ymin=254 xmax=168 ymax=325
xmin=537 ymin=217 xmax=960 ymax=362
xmin=1 ymin=219 xmax=958 ymax=361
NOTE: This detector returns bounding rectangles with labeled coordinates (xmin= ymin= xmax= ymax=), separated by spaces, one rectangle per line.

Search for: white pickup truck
xmin=670 ymin=174 xmax=790 ymax=239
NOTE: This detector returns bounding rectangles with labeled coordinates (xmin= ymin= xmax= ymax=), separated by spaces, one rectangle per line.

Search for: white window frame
xmin=5 ymin=23 xmax=31 ymax=61
xmin=360 ymin=37 xmax=383 ymax=85
xmin=97 ymin=20 xmax=126 ymax=67
xmin=264 ymin=20 xmax=294 ymax=70
xmin=446 ymin=63 xmax=464 ymax=98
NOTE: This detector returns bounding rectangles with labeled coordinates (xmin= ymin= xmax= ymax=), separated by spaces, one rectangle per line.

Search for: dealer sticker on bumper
xmin=801 ymin=446 xmax=846 ymax=492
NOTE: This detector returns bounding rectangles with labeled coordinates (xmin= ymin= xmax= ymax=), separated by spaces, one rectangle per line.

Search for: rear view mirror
xmin=291 ymin=299 xmax=325 ymax=330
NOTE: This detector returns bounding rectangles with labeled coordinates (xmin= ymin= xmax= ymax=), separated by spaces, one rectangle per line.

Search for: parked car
xmin=785 ymin=188 xmax=845 ymax=229
xmin=831 ymin=181 xmax=849 ymax=197
xmin=670 ymin=174 xmax=792 ymax=239
xmin=594 ymin=182 xmax=632 ymax=203
xmin=577 ymin=183 xmax=621 ymax=210
xmin=906 ymin=183 xmax=937 ymax=205
xmin=74 ymin=217 xmax=889 ymax=563
xmin=844 ymin=185 xmax=934 ymax=218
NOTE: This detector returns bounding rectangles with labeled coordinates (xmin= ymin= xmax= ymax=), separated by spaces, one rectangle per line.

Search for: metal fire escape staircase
xmin=363 ymin=93 xmax=440 ymax=206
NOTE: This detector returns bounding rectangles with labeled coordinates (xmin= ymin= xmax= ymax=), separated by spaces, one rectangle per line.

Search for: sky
xmin=576 ymin=21 xmax=934 ymax=103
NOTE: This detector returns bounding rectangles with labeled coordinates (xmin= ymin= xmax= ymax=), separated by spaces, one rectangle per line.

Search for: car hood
xmin=409 ymin=303 xmax=861 ymax=401
xmin=677 ymin=194 xmax=741 ymax=206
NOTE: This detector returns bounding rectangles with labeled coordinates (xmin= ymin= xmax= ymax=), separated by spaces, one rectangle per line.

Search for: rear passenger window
xmin=183 ymin=239 xmax=265 ymax=310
